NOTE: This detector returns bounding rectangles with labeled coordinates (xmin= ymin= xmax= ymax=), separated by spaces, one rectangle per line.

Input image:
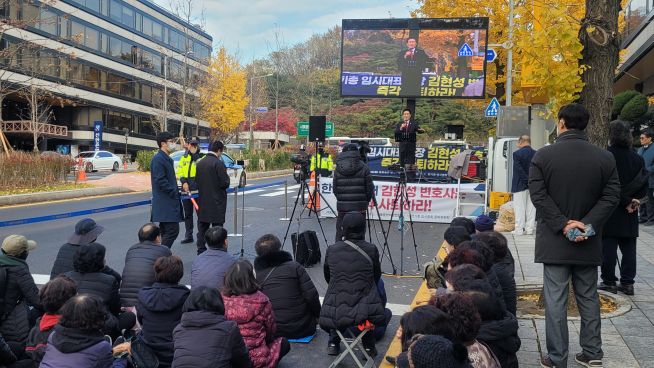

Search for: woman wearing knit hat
xmin=474 ymin=215 xmax=495 ymax=233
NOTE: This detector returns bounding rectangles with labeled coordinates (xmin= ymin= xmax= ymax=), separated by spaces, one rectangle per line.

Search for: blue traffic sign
xmin=458 ymin=43 xmax=473 ymax=57
xmin=255 ymin=107 xmax=268 ymax=113
xmin=486 ymin=49 xmax=497 ymax=62
xmin=485 ymin=98 xmax=500 ymax=118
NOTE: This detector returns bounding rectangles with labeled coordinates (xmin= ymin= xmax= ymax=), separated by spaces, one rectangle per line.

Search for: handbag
xmin=129 ymin=335 xmax=159 ymax=368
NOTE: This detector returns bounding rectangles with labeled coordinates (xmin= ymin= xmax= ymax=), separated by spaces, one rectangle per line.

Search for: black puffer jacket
xmin=477 ymin=311 xmax=521 ymax=368
xmin=0 ymin=253 xmax=41 ymax=344
xmin=137 ymin=283 xmax=190 ymax=368
xmin=333 ymin=151 xmax=375 ymax=212
xmin=120 ymin=241 xmax=172 ymax=306
xmin=172 ymin=310 xmax=251 ymax=368
xmin=491 ymin=263 xmax=517 ymax=316
xmin=50 ymin=243 xmax=81 ymax=279
xmin=319 ymin=239 xmax=384 ymax=331
xmin=64 ymin=271 xmax=120 ymax=316
xmin=254 ymin=251 xmax=321 ymax=339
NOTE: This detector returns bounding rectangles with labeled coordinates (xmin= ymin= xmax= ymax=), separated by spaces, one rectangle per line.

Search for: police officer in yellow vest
xmin=176 ymin=138 xmax=205 ymax=244
xmin=310 ymin=146 xmax=334 ymax=177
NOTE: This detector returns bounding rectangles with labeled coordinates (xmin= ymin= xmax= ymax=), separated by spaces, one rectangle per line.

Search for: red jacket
xmin=222 ymin=291 xmax=283 ymax=368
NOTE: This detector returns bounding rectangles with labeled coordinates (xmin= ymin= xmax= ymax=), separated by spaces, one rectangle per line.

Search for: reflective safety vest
xmin=176 ymin=152 xmax=203 ymax=180
xmin=310 ymin=153 xmax=334 ymax=172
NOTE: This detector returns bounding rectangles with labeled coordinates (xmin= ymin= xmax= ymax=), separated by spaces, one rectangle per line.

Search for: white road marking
xmin=260 ymin=185 xmax=301 ymax=197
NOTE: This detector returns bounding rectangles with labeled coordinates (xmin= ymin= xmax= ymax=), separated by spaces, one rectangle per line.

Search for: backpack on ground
xmin=292 ymin=231 xmax=321 ymax=267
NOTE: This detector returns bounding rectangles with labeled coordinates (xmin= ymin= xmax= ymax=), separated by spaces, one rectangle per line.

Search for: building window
xmin=70 ymin=21 xmax=84 ymax=44
xmin=86 ymin=0 xmax=100 ymax=12
xmin=107 ymin=111 xmax=133 ymax=131
xmin=85 ymin=27 xmax=100 ymax=50
xmin=38 ymin=8 xmax=58 ymax=35
xmin=121 ymin=5 xmax=134 ymax=28
xmin=626 ymin=0 xmax=649 ymax=34
xmin=109 ymin=0 xmax=121 ymax=22
xmin=139 ymin=117 xmax=156 ymax=136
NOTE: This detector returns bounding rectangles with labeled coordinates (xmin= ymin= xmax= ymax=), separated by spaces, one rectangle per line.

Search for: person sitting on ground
xmin=0 ymin=235 xmax=41 ymax=361
xmin=320 ymin=212 xmax=385 ymax=357
xmin=443 ymin=264 xmax=487 ymax=293
xmin=172 ymin=286 xmax=251 ymax=368
xmin=120 ymin=223 xmax=172 ymax=307
xmin=64 ymin=243 xmax=134 ymax=337
xmin=191 ymin=226 xmax=237 ymax=290
xmin=253 ymin=234 xmax=321 ymax=339
xmin=424 ymin=226 xmax=472 ymax=289
xmin=137 ymin=255 xmax=190 ymax=368
xmin=431 ymin=292 xmax=501 ymax=368
xmin=474 ymin=215 xmax=495 ymax=234
xmin=397 ymin=335 xmax=472 ymax=368
xmin=474 ymin=232 xmax=515 ymax=278
xmin=39 ymin=295 xmax=127 ymax=368
xmin=451 ymin=217 xmax=476 ymax=236
xmin=25 ymin=275 xmax=77 ymax=365
xmin=222 ymin=259 xmax=289 ymax=368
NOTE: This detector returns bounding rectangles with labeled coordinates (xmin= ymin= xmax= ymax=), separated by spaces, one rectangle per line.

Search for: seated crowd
xmin=0 ymin=213 xmax=518 ymax=368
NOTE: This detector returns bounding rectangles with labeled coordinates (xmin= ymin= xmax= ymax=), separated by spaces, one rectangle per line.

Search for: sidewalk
xmin=510 ymin=227 xmax=654 ymax=368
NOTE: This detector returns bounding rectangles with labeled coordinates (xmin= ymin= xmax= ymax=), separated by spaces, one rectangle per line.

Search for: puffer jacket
xmin=477 ymin=311 xmax=521 ymax=368
xmin=333 ymin=150 xmax=375 ymax=212
xmin=254 ymin=250 xmax=321 ymax=339
xmin=223 ymin=291 xmax=283 ymax=368
xmin=172 ymin=310 xmax=251 ymax=368
xmin=25 ymin=314 xmax=60 ymax=364
xmin=0 ymin=253 xmax=41 ymax=345
xmin=39 ymin=325 xmax=126 ymax=368
xmin=64 ymin=271 xmax=120 ymax=316
xmin=491 ymin=263 xmax=517 ymax=316
xmin=319 ymin=239 xmax=385 ymax=331
xmin=119 ymin=241 xmax=172 ymax=306
xmin=137 ymin=283 xmax=190 ymax=368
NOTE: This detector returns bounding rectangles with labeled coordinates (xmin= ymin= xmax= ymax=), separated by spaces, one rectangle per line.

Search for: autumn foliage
xmin=243 ymin=107 xmax=299 ymax=135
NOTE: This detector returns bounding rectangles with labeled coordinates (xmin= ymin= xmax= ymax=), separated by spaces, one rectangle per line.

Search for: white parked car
xmin=170 ymin=150 xmax=246 ymax=188
xmin=75 ymin=151 xmax=122 ymax=172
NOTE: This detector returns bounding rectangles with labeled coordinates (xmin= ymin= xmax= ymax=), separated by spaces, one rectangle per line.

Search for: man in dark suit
xmin=529 ymin=103 xmax=620 ymax=368
xmin=396 ymin=38 xmax=430 ymax=96
xmin=394 ymin=108 xmax=425 ymax=182
xmin=511 ymin=135 xmax=537 ymax=235
xmin=150 ymin=132 xmax=183 ymax=248
xmin=195 ymin=140 xmax=231 ymax=255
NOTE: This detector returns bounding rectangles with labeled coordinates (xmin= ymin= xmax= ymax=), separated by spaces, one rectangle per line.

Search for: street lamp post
xmin=123 ymin=128 xmax=130 ymax=163
xmin=248 ymin=73 xmax=273 ymax=150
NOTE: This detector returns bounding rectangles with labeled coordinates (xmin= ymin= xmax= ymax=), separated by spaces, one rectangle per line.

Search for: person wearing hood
xmin=172 ymin=286 xmax=251 ymax=368
xmin=253 ymin=234 xmax=321 ymax=339
xmin=39 ymin=295 xmax=127 ymax=368
xmin=222 ymin=259 xmax=289 ymax=368
xmin=25 ymin=275 xmax=77 ymax=365
xmin=0 ymin=235 xmax=41 ymax=355
xmin=137 ymin=255 xmax=190 ymax=367
xmin=320 ymin=212 xmax=385 ymax=357
xmin=332 ymin=143 xmax=375 ymax=242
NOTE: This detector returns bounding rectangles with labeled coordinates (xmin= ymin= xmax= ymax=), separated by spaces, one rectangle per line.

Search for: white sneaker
xmin=525 ymin=230 xmax=534 ymax=235
xmin=512 ymin=230 xmax=524 ymax=236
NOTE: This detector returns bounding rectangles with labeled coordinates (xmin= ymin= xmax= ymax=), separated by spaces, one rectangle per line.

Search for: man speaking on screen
xmin=396 ymin=38 xmax=430 ymax=96
xmin=395 ymin=109 xmax=425 ymax=182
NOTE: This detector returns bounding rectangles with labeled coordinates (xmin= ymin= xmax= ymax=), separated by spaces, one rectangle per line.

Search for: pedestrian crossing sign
xmin=458 ymin=43 xmax=473 ymax=57
xmin=485 ymin=98 xmax=500 ymax=118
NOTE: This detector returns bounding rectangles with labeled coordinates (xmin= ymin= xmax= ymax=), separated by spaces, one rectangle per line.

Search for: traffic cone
xmin=123 ymin=160 xmax=128 ymax=170
xmin=77 ymin=167 xmax=87 ymax=182
xmin=307 ymin=171 xmax=320 ymax=210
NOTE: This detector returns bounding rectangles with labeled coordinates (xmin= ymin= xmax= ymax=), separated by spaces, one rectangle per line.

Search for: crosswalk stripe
xmin=260 ymin=185 xmax=300 ymax=197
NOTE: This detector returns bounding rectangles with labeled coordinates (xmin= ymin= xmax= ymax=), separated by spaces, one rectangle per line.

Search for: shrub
xmin=230 ymin=149 xmax=293 ymax=172
xmin=136 ymin=150 xmax=157 ymax=172
xmin=613 ymin=90 xmax=640 ymax=119
xmin=620 ymin=94 xmax=649 ymax=122
xmin=0 ymin=152 xmax=72 ymax=191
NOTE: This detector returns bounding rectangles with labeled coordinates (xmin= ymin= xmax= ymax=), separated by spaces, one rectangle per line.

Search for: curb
xmin=0 ymin=186 xmax=134 ymax=206
xmin=246 ymin=169 xmax=293 ymax=179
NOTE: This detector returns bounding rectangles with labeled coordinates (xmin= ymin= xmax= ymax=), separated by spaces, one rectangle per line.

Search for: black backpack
xmin=292 ymin=231 xmax=321 ymax=267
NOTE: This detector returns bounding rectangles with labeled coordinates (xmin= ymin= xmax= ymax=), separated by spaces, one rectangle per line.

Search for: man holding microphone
xmin=395 ymin=108 xmax=425 ymax=182
xmin=176 ymin=138 xmax=204 ymax=244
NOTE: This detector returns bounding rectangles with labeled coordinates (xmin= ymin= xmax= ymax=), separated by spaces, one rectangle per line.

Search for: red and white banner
xmin=319 ymin=178 xmax=485 ymax=223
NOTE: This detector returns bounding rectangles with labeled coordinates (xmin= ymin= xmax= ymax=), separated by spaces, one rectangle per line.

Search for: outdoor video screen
xmin=341 ymin=18 xmax=489 ymax=99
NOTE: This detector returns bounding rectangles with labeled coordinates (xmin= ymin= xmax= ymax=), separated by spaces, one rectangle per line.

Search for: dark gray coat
xmin=190 ymin=248 xmax=237 ymax=290
xmin=195 ymin=152 xmax=231 ymax=224
xmin=529 ymin=131 xmax=621 ymax=266
xmin=333 ymin=150 xmax=375 ymax=213
xmin=0 ymin=254 xmax=40 ymax=344
xmin=120 ymin=241 xmax=172 ymax=306
xmin=50 ymin=243 xmax=82 ymax=279
xmin=150 ymin=149 xmax=183 ymax=223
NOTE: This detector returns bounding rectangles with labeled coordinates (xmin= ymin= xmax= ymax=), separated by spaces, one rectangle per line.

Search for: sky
xmin=151 ymin=0 xmax=415 ymax=62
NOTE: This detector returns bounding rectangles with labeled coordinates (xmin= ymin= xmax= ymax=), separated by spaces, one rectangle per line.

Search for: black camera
xmin=352 ymin=140 xmax=371 ymax=162
xmin=290 ymin=153 xmax=309 ymax=166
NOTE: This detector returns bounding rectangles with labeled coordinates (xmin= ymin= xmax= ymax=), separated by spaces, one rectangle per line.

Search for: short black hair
xmin=183 ymin=286 xmax=225 ymax=315
xmin=255 ymin=234 xmax=282 ymax=257
xmin=444 ymin=226 xmax=471 ymax=248
xmin=558 ymin=103 xmax=589 ymax=131
xmin=73 ymin=243 xmax=106 ymax=274
xmin=450 ymin=217 xmax=475 ymax=235
xmin=59 ymin=295 xmax=107 ymax=332
xmin=156 ymin=132 xmax=175 ymax=148
xmin=461 ymin=281 xmax=504 ymax=321
xmin=474 ymin=232 xmax=509 ymax=263
xmin=205 ymin=226 xmax=228 ymax=250
xmin=138 ymin=223 xmax=160 ymax=243
xmin=154 ymin=255 xmax=184 ymax=284
xmin=40 ymin=275 xmax=77 ymax=314
xmin=643 ymin=129 xmax=654 ymax=139
xmin=609 ymin=120 xmax=632 ymax=148
xmin=222 ymin=259 xmax=259 ymax=296
xmin=444 ymin=264 xmax=486 ymax=291
xmin=210 ymin=140 xmax=224 ymax=153
xmin=402 ymin=108 xmax=412 ymax=115
xmin=458 ymin=240 xmax=494 ymax=272
xmin=399 ymin=305 xmax=455 ymax=351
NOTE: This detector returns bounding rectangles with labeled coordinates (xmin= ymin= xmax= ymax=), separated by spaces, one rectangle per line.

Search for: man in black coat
xmin=195 ymin=140 xmax=231 ymax=255
xmin=394 ymin=109 xmax=425 ymax=182
xmin=396 ymin=38 xmax=430 ymax=96
xmin=333 ymin=143 xmax=375 ymax=242
xmin=320 ymin=212 xmax=384 ymax=357
xmin=120 ymin=223 xmax=172 ymax=306
xmin=511 ymin=135 xmax=537 ymax=235
xmin=529 ymin=103 xmax=620 ymax=368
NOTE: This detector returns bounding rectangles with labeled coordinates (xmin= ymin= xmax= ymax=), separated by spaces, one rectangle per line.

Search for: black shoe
xmin=364 ymin=346 xmax=377 ymax=358
xmin=639 ymin=218 xmax=648 ymax=224
xmin=327 ymin=342 xmax=340 ymax=356
xmin=181 ymin=238 xmax=194 ymax=244
xmin=385 ymin=355 xmax=397 ymax=365
xmin=575 ymin=352 xmax=603 ymax=367
xmin=540 ymin=355 xmax=555 ymax=368
xmin=644 ymin=221 xmax=654 ymax=226
xmin=618 ymin=283 xmax=635 ymax=295
xmin=598 ymin=282 xmax=617 ymax=294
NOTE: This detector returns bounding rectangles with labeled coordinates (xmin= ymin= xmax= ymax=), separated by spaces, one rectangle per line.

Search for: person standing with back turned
xmin=511 ymin=135 xmax=537 ymax=235
xmin=529 ymin=103 xmax=620 ymax=368
xmin=150 ymin=132 xmax=183 ymax=248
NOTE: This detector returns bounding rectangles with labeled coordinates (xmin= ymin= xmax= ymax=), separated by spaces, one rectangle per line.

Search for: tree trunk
xmin=578 ymin=0 xmax=621 ymax=148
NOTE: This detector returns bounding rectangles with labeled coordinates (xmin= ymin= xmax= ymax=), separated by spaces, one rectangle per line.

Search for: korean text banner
xmin=319 ymin=178 xmax=485 ymax=223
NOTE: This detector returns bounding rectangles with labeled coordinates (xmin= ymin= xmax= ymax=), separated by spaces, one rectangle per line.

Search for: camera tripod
xmin=384 ymin=167 xmax=420 ymax=276
xmin=366 ymin=200 xmax=398 ymax=275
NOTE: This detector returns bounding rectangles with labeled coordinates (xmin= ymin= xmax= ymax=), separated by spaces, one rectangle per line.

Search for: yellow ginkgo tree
xmin=200 ymin=46 xmax=249 ymax=135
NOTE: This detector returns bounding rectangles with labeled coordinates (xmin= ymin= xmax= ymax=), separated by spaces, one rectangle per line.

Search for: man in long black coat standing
xmin=394 ymin=109 xmax=425 ymax=182
xmin=195 ymin=140 xmax=231 ymax=255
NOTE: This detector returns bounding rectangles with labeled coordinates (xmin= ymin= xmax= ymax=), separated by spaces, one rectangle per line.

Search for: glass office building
xmin=615 ymin=0 xmax=654 ymax=97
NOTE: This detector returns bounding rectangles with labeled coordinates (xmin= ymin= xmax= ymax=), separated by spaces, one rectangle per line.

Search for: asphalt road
xmin=0 ymin=175 xmax=448 ymax=366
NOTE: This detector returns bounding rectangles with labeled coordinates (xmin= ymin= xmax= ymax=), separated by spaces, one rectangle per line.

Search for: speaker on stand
xmin=309 ymin=116 xmax=326 ymax=142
